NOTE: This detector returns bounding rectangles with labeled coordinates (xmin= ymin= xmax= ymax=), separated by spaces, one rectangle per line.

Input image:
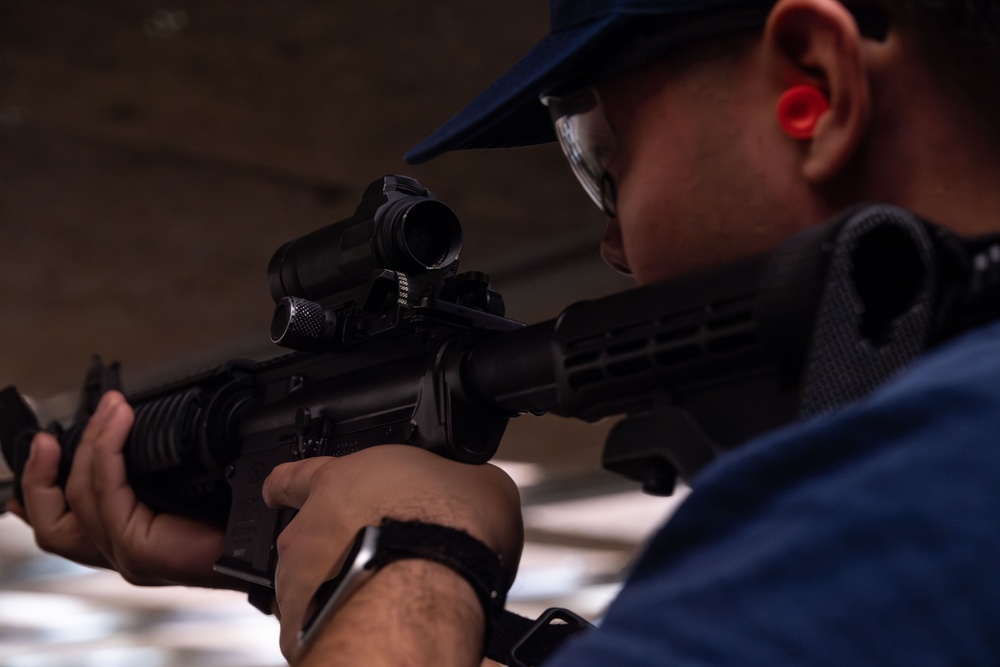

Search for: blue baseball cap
xmin=404 ymin=0 xmax=775 ymax=164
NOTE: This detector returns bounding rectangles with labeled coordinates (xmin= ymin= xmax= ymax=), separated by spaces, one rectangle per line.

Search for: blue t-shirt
xmin=547 ymin=321 xmax=1000 ymax=665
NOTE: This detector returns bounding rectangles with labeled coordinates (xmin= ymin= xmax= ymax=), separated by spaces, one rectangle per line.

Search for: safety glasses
xmin=542 ymin=88 xmax=619 ymax=217
xmin=540 ymin=6 xmax=887 ymax=218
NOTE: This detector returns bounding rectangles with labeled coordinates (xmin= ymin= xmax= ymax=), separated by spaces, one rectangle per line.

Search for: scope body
xmin=268 ymin=175 xmax=462 ymax=304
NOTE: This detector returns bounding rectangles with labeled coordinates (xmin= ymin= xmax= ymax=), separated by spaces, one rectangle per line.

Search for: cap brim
xmin=404 ymin=15 xmax=626 ymax=165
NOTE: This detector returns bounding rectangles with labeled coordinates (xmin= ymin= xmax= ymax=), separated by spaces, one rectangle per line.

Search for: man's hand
xmin=263 ymin=446 xmax=523 ymax=665
xmin=6 ymin=390 xmax=240 ymax=589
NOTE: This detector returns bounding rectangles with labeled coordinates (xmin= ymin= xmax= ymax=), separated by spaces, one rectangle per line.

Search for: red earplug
xmin=776 ymin=85 xmax=830 ymax=140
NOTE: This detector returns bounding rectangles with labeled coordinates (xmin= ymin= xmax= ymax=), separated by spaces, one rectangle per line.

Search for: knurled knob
xmin=270 ymin=296 xmax=331 ymax=351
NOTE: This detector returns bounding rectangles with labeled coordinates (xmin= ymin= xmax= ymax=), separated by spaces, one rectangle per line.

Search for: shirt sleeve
xmin=544 ymin=322 xmax=1000 ymax=666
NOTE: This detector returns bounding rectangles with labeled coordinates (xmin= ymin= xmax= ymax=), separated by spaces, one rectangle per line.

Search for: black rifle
xmin=2 ymin=175 xmax=998 ymax=604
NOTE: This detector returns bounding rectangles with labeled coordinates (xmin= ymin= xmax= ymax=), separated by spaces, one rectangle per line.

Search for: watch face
xmin=298 ymin=525 xmax=381 ymax=651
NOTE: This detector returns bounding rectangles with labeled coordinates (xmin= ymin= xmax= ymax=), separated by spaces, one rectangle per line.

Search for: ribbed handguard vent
xmin=129 ymin=388 xmax=203 ymax=474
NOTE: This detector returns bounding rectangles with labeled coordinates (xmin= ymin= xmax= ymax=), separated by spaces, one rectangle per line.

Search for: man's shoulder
xmin=545 ymin=323 xmax=1000 ymax=667
xmin=872 ymin=319 xmax=1000 ymax=404
xmin=671 ymin=318 xmax=1000 ymax=544
xmin=763 ymin=318 xmax=1000 ymax=457
xmin=794 ymin=317 xmax=1000 ymax=455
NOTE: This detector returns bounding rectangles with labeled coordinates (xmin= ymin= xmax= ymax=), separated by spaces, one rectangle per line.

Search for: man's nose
xmin=600 ymin=218 xmax=632 ymax=275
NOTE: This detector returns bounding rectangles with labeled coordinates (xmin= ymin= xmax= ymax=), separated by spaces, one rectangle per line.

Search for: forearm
xmin=298 ymin=559 xmax=485 ymax=667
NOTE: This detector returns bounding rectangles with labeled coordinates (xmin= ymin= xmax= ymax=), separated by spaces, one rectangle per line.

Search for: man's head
xmin=408 ymin=0 xmax=1000 ymax=284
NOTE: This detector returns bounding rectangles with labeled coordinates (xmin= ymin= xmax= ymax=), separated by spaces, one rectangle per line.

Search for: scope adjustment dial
xmin=271 ymin=296 xmax=333 ymax=351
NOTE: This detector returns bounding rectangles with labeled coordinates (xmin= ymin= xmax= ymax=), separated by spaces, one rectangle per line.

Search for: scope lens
xmin=376 ymin=198 xmax=462 ymax=274
xmin=402 ymin=200 xmax=460 ymax=269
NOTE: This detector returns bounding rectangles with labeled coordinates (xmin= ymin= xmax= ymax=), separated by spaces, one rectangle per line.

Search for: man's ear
xmin=764 ymin=0 xmax=872 ymax=183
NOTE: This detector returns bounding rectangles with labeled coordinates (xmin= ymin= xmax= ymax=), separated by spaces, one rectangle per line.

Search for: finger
xmin=274 ymin=556 xmax=306 ymax=659
xmin=271 ymin=467 xmax=357 ymax=657
xmin=109 ymin=512 xmax=234 ymax=588
xmin=262 ymin=457 xmax=333 ymax=510
xmin=87 ymin=396 xmax=138 ymax=533
xmin=63 ymin=390 xmax=118 ymax=512
xmin=21 ymin=432 xmax=109 ymax=567
xmin=272 ymin=483 xmax=370 ymax=659
xmin=64 ymin=392 xmax=127 ymax=552
xmin=21 ymin=432 xmax=71 ymax=528
xmin=274 ymin=527 xmax=343 ymax=660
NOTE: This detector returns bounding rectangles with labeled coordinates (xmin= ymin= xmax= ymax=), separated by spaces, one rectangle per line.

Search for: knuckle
xmin=275 ymin=524 xmax=298 ymax=557
xmin=64 ymin=481 xmax=96 ymax=515
xmin=313 ymin=460 xmax=340 ymax=485
xmin=115 ymin=548 xmax=154 ymax=585
xmin=264 ymin=461 xmax=298 ymax=499
xmin=33 ymin=528 xmax=78 ymax=560
xmin=63 ymin=483 xmax=85 ymax=510
xmin=33 ymin=530 xmax=59 ymax=554
xmin=261 ymin=469 xmax=280 ymax=504
xmin=119 ymin=566 xmax=152 ymax=586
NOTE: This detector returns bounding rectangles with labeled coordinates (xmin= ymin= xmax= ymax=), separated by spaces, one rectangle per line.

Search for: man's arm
xmin=297 ymin=559 xmax=485 ymax=667
xmin=262 ymin=447 xmax=523 ymax=663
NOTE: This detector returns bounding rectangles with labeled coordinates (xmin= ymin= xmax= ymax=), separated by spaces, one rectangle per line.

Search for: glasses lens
xmin=543 ymin=89 xmax=618 ymax=216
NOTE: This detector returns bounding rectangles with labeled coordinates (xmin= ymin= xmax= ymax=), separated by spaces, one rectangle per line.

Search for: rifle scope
xmin=267 ymin=177 xmax=463 ymax=303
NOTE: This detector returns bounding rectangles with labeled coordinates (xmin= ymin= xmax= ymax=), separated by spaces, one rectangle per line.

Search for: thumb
xmin=262 ymin=457 xmax=333 ymax=510
xmin=20 ymin=432 xmax=68 ymax=526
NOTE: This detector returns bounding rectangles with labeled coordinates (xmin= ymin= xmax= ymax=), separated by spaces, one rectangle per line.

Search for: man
xmin=11 ymin=0 xmax=1000 ymax=664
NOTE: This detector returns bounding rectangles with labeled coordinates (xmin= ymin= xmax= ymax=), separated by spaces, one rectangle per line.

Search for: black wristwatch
xmin=298 ymin=519 xmax=510 ymax=651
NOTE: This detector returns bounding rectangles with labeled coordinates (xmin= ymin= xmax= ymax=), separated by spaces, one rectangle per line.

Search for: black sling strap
xmin=487 ymin=607 xmax=595 ymax=667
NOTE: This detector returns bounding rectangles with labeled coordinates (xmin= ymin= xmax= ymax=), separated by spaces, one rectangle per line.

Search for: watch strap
xmin=298 ymin=519 xmax=510 ymax=656
xmin=371 ymin=519 xmax=510 ymax=621
xmin=298 ymin=524 xmax=382 ymax=649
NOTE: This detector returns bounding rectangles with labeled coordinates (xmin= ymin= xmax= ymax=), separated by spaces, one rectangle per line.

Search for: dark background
xmin=0 ymin=0 xmax=636 ymax=477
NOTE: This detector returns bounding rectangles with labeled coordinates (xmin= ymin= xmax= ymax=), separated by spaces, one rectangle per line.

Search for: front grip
xmin=0 ymin=386 xmax=41 ymax=505
xmin=0 ymin=357 xmax=125 ymax=507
